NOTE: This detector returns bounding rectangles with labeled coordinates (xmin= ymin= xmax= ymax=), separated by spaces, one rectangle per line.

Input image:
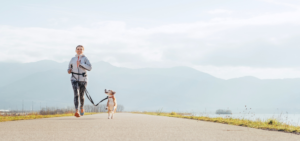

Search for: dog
xmin=105 ymin=89 xmax=117 ymax=119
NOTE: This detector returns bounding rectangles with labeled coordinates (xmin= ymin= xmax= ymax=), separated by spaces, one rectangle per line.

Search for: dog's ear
xmin=105 ymin=89 xmax=108 ymax=94
xmin=112 ymin=91 xmax=116 ymax=95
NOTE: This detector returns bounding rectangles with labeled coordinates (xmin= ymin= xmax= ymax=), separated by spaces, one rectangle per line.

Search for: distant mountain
xmin=0 ymin=60 xmax=299 ymax=113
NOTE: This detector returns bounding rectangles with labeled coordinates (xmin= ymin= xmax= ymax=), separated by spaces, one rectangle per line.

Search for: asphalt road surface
xmin=0 ymin=113 xmax=299 ymax=141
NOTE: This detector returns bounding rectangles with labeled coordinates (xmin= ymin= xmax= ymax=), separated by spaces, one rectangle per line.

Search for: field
xmin=0 ymin=105 xmax=109 ymax=122
xmin=134 ymin=111 xmax=300 ymax=135
xmin=0 ymin=112 xmax=99 ymax=122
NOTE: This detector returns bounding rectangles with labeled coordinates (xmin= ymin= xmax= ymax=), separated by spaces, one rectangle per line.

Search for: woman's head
xmin=76 ymin=45 xmax=84 ymax=55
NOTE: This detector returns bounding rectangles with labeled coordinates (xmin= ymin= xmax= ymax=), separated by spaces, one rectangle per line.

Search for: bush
xmin=266 ymin=118 xmax=281 ymax=125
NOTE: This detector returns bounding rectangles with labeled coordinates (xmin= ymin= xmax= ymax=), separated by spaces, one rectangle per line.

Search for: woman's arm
xmin=67 ymin=59 xmax=73 ymax=74
xmin=79 ymin=57 xmax=92 ymax=71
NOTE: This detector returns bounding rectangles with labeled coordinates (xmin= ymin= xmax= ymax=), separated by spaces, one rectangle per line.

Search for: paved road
xmin=0 ymin=113 xmax=299 ymax=141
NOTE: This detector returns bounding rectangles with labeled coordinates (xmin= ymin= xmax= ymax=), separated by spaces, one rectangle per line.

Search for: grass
xmin=0 ymin=112 xmax=99 ymax=122
xmin=0 ymin=104 xmax=114 ymax=122
xmin=133 ymin=111 xmax=300 ymax=134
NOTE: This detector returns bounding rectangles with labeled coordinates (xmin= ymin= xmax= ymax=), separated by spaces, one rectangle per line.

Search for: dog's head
xmin=105 ymin=89 xmax=116 ymax=97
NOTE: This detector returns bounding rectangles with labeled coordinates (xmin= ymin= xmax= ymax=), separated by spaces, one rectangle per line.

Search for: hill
xmin=0 ymin=60 xmax=299 ymax=113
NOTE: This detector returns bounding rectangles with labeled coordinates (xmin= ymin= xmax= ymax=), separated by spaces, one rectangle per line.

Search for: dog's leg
xmin=108 ymin=110 xmax=110 ymax=119
xmin=110 ymin=111 xmax=113 ymax=119
xmin=106 ymin=101 xmax=109 ymax=111
xmin=111 ymin=111 xmax=114 ymax=119
xmin=114 ymin=106 xmax=117 ymax=113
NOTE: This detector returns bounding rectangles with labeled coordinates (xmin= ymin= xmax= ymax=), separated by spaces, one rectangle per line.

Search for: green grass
xmin=0 ymin=112 xmax=99 ymax=122
xmin=133 ymin=111 xmax=300 ymax=134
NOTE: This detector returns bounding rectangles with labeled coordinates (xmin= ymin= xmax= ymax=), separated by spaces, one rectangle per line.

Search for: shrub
xmin=266 ymin=118 xmax=281 ymax=126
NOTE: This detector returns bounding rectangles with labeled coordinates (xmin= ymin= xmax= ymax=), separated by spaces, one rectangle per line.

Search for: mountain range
xmin=0 ymin=60 xmax=299 ymax=113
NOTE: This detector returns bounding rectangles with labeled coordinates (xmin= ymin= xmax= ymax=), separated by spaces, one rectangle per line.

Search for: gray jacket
xmin=68 ymin=54 xmax=92 ymax=81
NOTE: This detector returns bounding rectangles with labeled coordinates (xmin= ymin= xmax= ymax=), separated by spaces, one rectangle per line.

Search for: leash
xmin=71 ymin=64 xmax=108 ymax=106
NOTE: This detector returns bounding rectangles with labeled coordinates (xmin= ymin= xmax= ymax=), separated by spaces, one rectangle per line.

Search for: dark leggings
xmin=71 ymin=80 xmax=87 ymax=110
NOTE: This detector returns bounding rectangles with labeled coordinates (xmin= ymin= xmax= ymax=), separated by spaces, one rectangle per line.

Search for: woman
xmin=67 ymin=45 xmax=92 ymax=117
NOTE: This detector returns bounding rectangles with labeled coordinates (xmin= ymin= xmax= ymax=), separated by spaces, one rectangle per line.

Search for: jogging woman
xmin=67 ymin=45 xmax=92 ymax=117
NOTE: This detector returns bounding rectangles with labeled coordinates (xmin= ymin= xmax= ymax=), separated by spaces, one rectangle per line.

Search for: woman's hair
xmin=76 ymin=45 xmax=84 ymax=50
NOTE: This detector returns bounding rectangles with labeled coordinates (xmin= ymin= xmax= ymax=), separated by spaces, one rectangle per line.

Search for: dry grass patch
xmin=0 ymin=112 xmax=98 ymax=122
xmin=133 ymin=111 xmax=300 ymax=134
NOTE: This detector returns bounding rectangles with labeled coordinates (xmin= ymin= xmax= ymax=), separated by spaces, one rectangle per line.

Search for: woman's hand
xmin=68 ymin=69 xmax=72 ymax=74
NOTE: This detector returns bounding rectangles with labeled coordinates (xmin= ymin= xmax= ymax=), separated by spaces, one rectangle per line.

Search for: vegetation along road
xmin=0 ymin=113 xmax=299 ymax=141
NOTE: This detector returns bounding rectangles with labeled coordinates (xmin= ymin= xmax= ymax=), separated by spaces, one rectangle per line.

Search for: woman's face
xmin=76 ymin=47 xmax=84 ymax=55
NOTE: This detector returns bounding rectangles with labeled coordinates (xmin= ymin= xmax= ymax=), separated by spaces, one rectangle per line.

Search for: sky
xmin=1 ymin=0 xmax=300 ymax=79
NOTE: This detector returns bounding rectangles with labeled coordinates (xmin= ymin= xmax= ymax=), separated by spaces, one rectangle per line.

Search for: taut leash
xmin=71 ymin=64 xmax=108 ymax=106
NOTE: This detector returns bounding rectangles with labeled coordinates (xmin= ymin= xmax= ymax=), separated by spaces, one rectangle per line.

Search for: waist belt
xmin=72 ymin=72 xmax=87 ymax=77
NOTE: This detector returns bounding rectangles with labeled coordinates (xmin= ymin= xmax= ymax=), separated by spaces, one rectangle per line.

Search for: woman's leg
xmin=71 ymin=80 xmax=79 ymax=110
xmin=78 ymin=81 xmax=87 ymax=109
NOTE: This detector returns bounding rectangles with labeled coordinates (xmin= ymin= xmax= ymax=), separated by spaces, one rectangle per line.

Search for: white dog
xmin=105 ymin=89 xmax=117 ymax=119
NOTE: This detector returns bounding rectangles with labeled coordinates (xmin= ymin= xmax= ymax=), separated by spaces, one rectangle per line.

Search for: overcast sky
xmin=1 ymin=0 xmax=300 ymax=79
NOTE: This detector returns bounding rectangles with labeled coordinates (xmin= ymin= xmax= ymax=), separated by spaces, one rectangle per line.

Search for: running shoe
xmin=75 ymin=112 xmax=80 ymax=118
xmin=80 ymin=108 xmax=85 ymax=116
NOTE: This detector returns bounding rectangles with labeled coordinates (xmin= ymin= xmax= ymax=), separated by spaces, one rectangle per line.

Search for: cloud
xmin=207 ymin=9 xmax=233 ymax=14
xmin=1 ymin=8 xmax=300 ymax=65
xmin=1 ymin=1 xmax=300 ymax=79
xmin=263 ymin=0 xmax=300 ymax=9
xmin=194 ymin=36 xmax=300 ymax=68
